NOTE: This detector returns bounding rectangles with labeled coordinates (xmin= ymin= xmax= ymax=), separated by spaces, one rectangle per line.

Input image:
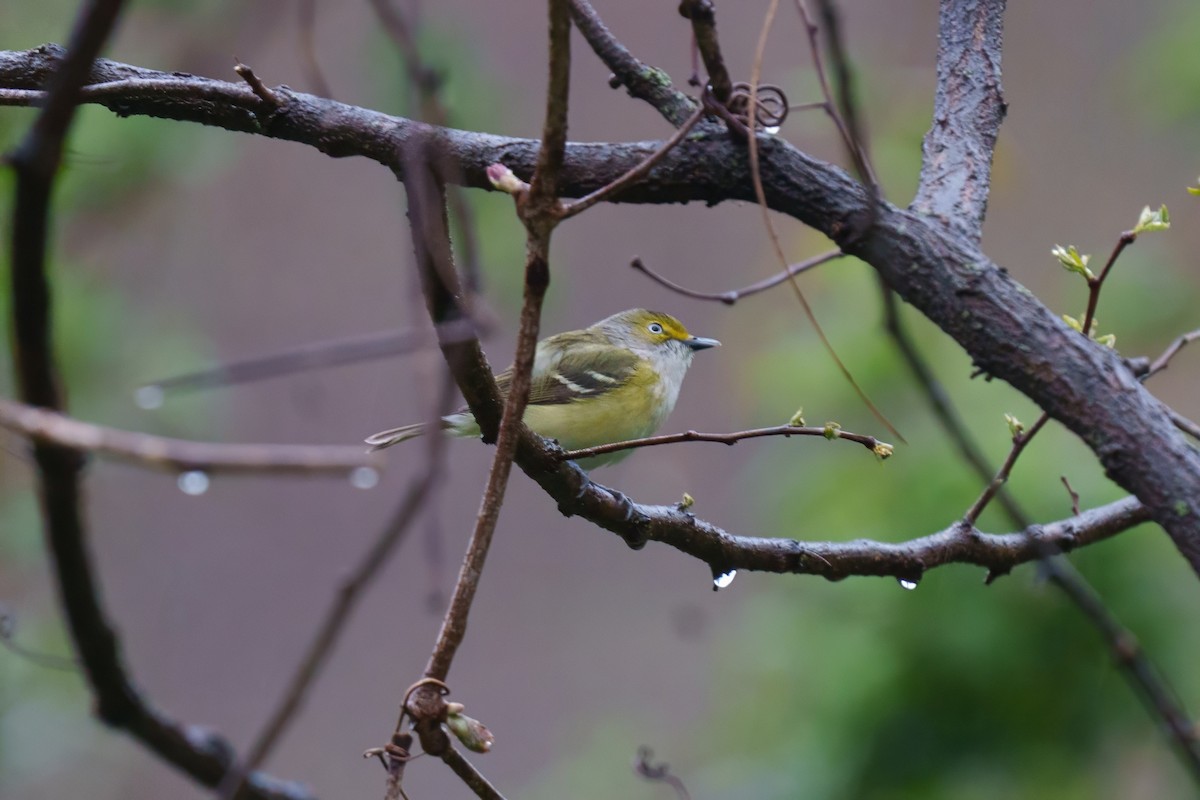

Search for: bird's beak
xmin=685 ymin=335 xmax=721 ymax=351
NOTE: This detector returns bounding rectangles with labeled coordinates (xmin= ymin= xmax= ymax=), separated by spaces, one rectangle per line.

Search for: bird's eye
xmin=648 ymin=322 xmax=664 ymax=335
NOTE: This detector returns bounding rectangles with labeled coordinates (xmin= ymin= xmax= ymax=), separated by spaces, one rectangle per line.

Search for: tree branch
xmin=5 ymin=6 xmax=311 ymax=798
xmin=3 ymin=47 xmax=1198 ymax=574
xmin=560 ymin=423 xmax=891 ymax=463
xmin=631 ymin=250 xmax=844 ymax=305
xmin=911 ymin=0 xmax=1007 ymax=242
xmin=567 ymin=0 xmax=703 ymax=128
xmin=0 ymin=397 xmax=382 ymax=476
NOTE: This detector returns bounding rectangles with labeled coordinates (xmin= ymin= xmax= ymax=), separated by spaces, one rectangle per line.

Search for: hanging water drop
xmin=134 ymin=385 xmax=165 ymax=410
xmin=349 ymin=466 xmax=379 ymax=490
xmin=177 ymin=470 xmax=210 ymax=496
xmin=713 ymin=569 xmax=737 ymax=590
xmin=897 ymin=577 xmax=919 ymax=591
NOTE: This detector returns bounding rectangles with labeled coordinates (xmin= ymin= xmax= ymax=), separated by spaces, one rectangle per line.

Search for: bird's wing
xmin=494 ymin=345 xmax=640 ymax=406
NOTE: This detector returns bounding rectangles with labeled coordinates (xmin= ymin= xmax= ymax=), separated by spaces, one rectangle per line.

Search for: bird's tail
xmin=364 ymin=422 xmax=426 ymax=451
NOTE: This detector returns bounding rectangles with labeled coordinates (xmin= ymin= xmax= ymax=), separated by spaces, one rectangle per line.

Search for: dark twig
xmin=631 ymin=250 xmax=843 ymax=305
xmin=1142 ymin=328 xmax=1200 ymax=381
xmin=296 ymin=0 xmax=334 ymax=98
xmin=0 ymin=602 xmax=78 ymax=671
xmin=138 ymin=327 xmax=432 ymax=398
xmin=964 ymin=413 xmax=1049 ymax=526
xmin=1081 ymin=230 xmax=1137 ymax=339
xmin=791 ymin=0 xmax=855 ymax=156
xmin=745 ymin=0 xmax=902 ymax=444
xmin=911 ymin=0 xmax=1007 ymax=242
xmin=1060 ymin=475 xmax=1080 ymax=516
xmin=1170 ymin=410 xmax=1200 ymax=441
xmin=1043 ymin=554 xmax=1200 ymax=782
xmin=403 ymin=6 xmax=571 ymax=799
xmin=678 ymin=0 xmax=732 ymax=105
xmin=812 ymin=0 xmax=878 ymax=193
xmin=968 ymin=224 xmax=1138 ymax=526
xmin=634 ymin=746 xmax=691 ymax=800
xmin=0 ymin=397 xmax=383 ymax=476
xmin=881 ymin=285 xmax=1029 ymax=526
xmin=441 ymin=747 xmax=506 ymax=800
xmin=218 ymin=435 xmax=448 ymax=799
xmin=560 ymin=423 xmax=891 ymax=463
xmin=567 ymin=0 xmax=704 ymax=128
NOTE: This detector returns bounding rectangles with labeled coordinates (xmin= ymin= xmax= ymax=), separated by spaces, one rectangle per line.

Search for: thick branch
xmin=3 ymin=47 xmax=1198 ymax=573
xmin=911 ymin=0 xmax=1007 ymax=241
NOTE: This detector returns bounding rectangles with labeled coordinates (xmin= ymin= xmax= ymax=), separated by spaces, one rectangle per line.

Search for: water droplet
xmin=897 ymin=577 xmax=919 ymax=591
xmin=349 ymin=466 xmax=379 ymax=490
xmin=713 ymin=569 xmax=737 ymax=590
xmin=134 ymin=385 xmax=165 ymax=410
xmin=177 ymin=470 xmax=210 ymax=496
xmin=765 ymin=125 xmax=781 ymax=135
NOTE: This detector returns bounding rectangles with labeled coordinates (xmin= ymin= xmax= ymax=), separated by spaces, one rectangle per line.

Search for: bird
xmin=365 ymin=308 xmax=719 ymax=469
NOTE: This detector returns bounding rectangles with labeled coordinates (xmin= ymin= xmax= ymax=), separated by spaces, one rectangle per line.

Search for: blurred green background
xmin=3 ymin=1 xmax=1200 ymax=799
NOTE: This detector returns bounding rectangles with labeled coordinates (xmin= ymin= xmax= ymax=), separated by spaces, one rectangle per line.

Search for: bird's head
xmin=596 ymin=309 xmax=721 ymax=358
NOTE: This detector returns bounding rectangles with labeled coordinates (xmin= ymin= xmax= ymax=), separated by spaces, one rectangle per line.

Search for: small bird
xmin=365 ymin=308 xmax=719 ymax=468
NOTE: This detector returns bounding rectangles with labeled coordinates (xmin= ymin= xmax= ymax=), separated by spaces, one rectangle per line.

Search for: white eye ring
xmin=648 ymin=322 xmax=664 ymax=334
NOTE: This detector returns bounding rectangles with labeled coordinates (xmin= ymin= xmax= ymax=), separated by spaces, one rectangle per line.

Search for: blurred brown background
xmin=3 ymin=1 xmax=1200 ymax=798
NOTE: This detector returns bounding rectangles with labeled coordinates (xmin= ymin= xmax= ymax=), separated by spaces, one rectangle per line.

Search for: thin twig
xmin=634 ymin=747 xmax=691 ymax=800
xmin=560 ymin=105 xmax=704 ymax=218
xmin=296 ymin=0 xmax=334 ymax=98
xmin=139 ymin=327 xmax=432 ymax=397
xmin=441 ymin=748 xmax=507 ymax=800
xmin=1081 ymin=230 xmax=1136 ymax=338
xmin=963 ymin=412 xmax=1049 ymax=526
xmin=404 ymin=6 xmax=571 ymax=798
xmin=812 ymin=0 xmax=878 ymax=191
xmin=1142 ymin=327 xmax=1200 ymax=381
xmin=1060 ymin=475 xmax=1080 ymax=516
xmin=567 ymin=0 xmax=702 ymax=127
xmin=1171 ymin=410 xmax=1200 ymax=441
xmin=0 ymin=397 xmax=383 ymax=476
xmin=0 ymin=603 xmax=78 ymax=671
xmin=678 ymin=0 xmax=732 ymax=105
xmin=560 ymin=423 xmax=890 ymax=463
xmin=631 ymin=250 xmax=843 ymax=305
xmin=881 ymin=284 xmax=1029 ymax=526
xmin=745 ymin=0 xmax=902 ymax=443
xmin=791 ymin=0 xmax=855 ymax=156
xmin=218 ymin=437 xmax=448 ymax=799
xmin=1042 ymin=557 xmax=1200 ymax=782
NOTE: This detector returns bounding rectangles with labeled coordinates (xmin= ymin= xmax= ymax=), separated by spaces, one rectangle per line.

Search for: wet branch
xmin=0 ymin=397 xmax=382 ymax=476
